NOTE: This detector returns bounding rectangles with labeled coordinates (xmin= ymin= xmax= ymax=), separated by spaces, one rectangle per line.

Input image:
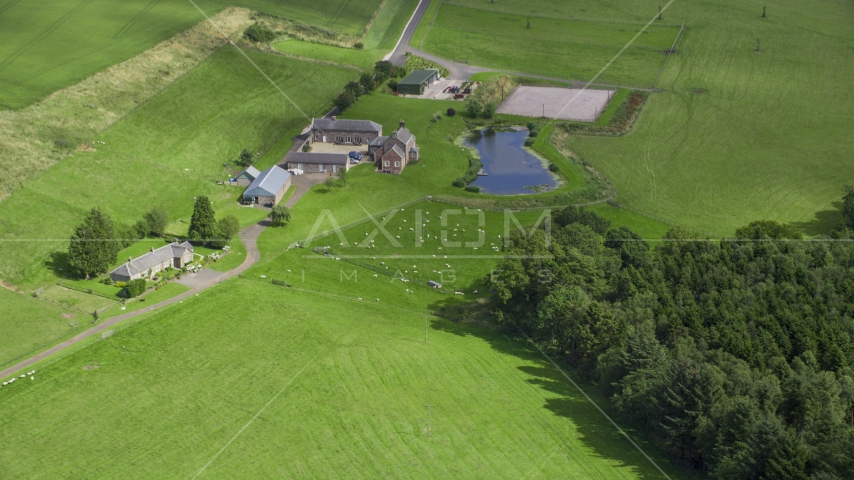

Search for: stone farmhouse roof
xmin=244 ymin=166 xmax=291 ymax=197
xmin=111 ymin=241 xmax=193 ymax=278
xmin=285 ymin=152 xmax=349 ymax=165
xmin=369 ymin=135 xmax=388 ymax=146
xmin=311 ymin=118 xmax=382 ymax=133
xmin=396 ymin=127 xmax=414 ymax=145
xmin=389 ymin=144 xmax=405 ymax=159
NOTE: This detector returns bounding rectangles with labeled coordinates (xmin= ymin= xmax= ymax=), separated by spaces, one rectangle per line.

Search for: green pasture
xmin=566 ymin=0 xmax=854 ymax=235
xmin=0 ymin=289 xmax=79 ymax=370
xmin=420 ymin=4 xmax=680 ymax=87
xmin=0 ymin=266 xmax=686 ymax=478
xmin=0 ymin=0 xmax=382 ymax=109
xmin=273 ymin=0 xmax=419 ymax=70
xmin=443 ymin=0 xmax=664 ymax=23
xmin=0 ymin=48 xmax=355 ymax=288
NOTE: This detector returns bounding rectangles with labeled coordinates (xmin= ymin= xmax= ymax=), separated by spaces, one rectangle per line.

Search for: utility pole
xmin=426 ymin=404 xmax=433 ymax=437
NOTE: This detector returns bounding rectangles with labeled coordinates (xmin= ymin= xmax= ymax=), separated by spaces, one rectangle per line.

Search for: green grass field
xmin=565 ymin=0 xmax=854 ymax=235
xmin=0 ymin=0 xmax=382 ymax=109
xmin=273 ymin=0 xmax=419 ymax=70
xmin=420 ymin=4 xmax=680 ymax=87
xmin=0 ymin=48 xmax=356 ymax=288
xmin=0 ymin=261 xmax=686 ymax=478
xmin=0 ymin=288 xmax=80 ymax=369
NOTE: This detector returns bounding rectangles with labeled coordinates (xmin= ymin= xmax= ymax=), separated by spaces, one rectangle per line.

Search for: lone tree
xmin=271 ymin=204 xmax=291 ymax=227
xmin=359 ymin=72 xmax=376 ymax=93
xmin=762 ymin=6 xmax=766 ymax=17
xmin=218 ymin=215 xmax=240 ymax=243
xmin=68 ymin=207 xmax=119 ymax=278
xmin=188 ymin=196 xmax=217 ymax=246
xmin=236 ymin=148 xmax=254 ymax=167
xmin=325 ymin=176 xmax=336 ymax=192
xmin=338 ymin=167 xmax=348 ymax=186
xmin=143 ymin=206 xmax=168 ymax=237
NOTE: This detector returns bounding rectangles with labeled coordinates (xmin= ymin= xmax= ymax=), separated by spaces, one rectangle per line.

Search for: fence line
xmin=652 ymin=24 xmax=685 ymax=91
xmin=57 ymin=281 xmax=122 ymax=301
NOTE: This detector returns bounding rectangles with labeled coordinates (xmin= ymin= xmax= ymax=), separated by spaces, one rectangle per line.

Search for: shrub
xmin=54 ymin=138 xmax=75 ymax=150
xmin=334 ymin=91 xmax=355 ymax=111
xmin=272 ymin=279 xmax=287 ymax=286
xmin=524 ymin=137 xmax=535 ymax=147
xmin=465 ymin=185 xmax=480 ymax=193
xmin=528 ymin=127 xmax=540 ymax=137
xmin=387 ymin=79 xmax=398 ymax=92
xmin=115 ymin=281 xmax=127 ymax=288
xmin=447 ymin=108 xmax=456 ymax=117
xmin=452 ymin=178 xmax=466 ymax=188
xmin=548 ymin=163 xmax=560 ymax=172
xmin=302 ymin=143 xmax=312 ymax=152
xmin=353 ymin=42 xmax=363 ymax=49
xmin=124 ymin=279 xmax=147 ymax=298
xmin=431 ymin=111 xmax=442 ymax=122
xmin=244 ymin=24 xmax=276 ymax=43
xmin=482 ymin=101 xmax=496 ymax=119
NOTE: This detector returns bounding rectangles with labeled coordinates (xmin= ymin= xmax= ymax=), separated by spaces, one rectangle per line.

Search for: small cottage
xmin=284 ymin=152 xmax=350 ymax=175
xmin=234 ymin=166 xmax=261 ymax=186
xmin=243 ymin=165 xmax=291 ymax=207
xmin=368 ymin=120 xmax=419 ymax=174
xmin=110 ymin=241 xmax=194 ymax=282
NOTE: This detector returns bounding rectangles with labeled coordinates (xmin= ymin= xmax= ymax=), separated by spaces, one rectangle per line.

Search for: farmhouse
xmin=284 ymin=152 xmax=350 ymax=174
xmin=308 ymin=117 xmax=382 ymax=145
xmin=233 ymin=166 xmax=260 ymax=186
xmin=110 ymin=241 xmax=194 ymax=282
xmin=368 ymin=120 xmax=419 ymax=174
xmin=397 ymin=69 xmax=440 ymax=95
xmin=242 ymin=165 xmax=291 ymax=207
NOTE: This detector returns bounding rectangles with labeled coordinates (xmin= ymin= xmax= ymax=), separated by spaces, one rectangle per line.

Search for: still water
xmin=467 ymin=130 xmax=558 ymax=195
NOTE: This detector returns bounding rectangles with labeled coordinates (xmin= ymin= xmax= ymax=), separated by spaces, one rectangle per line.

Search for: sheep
xmin=19 ymin=374 xmax=25 ymax=378
xmin=455 ymin=291 xmax=464 ymax=295
xmin=380 ymin=261 xmax=385 ymax=265
xmin=409 ymin=227 xmax=414 ymax=231
xmin=365 ymin=232 xmax=368 ymax=236
xmin=395 ymin=235 xmax=400 ymax=239
xmin=287 ymin=269 xmax=291 ymax=273
xmin=376 ymin=298 xmax=380 ymax=302
xmin=403 ymin=219 xmax=407 ymax=223
xmin=373 ymin=274 xmax=378 ymax=277
xmin=413 ymin=265 xmax=417 ymax=268
xmin=372 ymin=257 xmax=376 ymax=260
xmin=30 ymin=376 xmax=34 ymax=381
xmin=357 ymin=297 xmax=362 ymax=301
xmin=473 ymin=247 xmax=478 ymax=250
xmin=445 ymin=263 xmax=451 ymax=267
xmin=2 ymin=382 xmax=7 ymax=386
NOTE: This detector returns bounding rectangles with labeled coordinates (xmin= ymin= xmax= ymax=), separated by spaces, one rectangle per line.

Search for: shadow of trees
xmin=426 ymin=310 xmax=682 ymax=479
xmin=792 ymin=202 xmax=842 ymax=236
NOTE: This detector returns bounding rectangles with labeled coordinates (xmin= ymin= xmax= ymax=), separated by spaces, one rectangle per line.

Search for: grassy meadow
xmin=0 ymin=289 xmax=80 ymax=370
xmin=566 ymin=0 xmax=854 ymax=235
xmin=0 ymin=48 xmax=356 ymax=288
xmin=420 ymin=4 xmax=680 ymax=87
xmin=274 ymin=0 xmax=419 ymax=70
xmin=0 ymin=263 xmax=686 ymax=478
xmin=0 ymin=0 xmax=382 ymax=109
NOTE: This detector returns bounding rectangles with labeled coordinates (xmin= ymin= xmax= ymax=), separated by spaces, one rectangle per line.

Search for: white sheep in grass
xmin=19 ymin=374 xmax=25 ymax=378
xmin=396 ymin=235 xmax=400 ymax=239
xmin=373 ymin=274 xmax=378 ymax=277
xmin=376 ymin=298 xmax=380 ymax=302
xmin=455 ymin=291 xmax=464 ymax=295
xmin=380 ymin=261 xmax=385 ymax=265
xmin=403 ymin=219 xmax=407 ymax=223
xmin=357 ymin=297 xmax=362 ymax=301
xmin=30 ymin=376 xmax=34 ymax=381
xmin=365 ymin=232 xmax=368 ymax=236
xmin=2 ymin=382 xmax=7 ymax=386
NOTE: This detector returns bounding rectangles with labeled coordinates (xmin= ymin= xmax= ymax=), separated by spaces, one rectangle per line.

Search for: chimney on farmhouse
xmin=128 ymin=256 xmax=132 ymax=264
xmin=331 ymin=115 xmax=336 ymax=120
xmin=150 ymin=246 xmax=154 ymax=253
xmin=399 ymin=119 xmax=405 ymax=130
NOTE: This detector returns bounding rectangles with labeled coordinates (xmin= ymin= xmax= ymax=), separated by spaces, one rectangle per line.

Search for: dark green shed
xmin=397 ymin=69 xmax=440 ymax=95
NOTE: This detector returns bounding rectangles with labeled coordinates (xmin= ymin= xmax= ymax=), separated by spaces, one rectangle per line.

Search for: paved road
xmin=386 ymin=0 xmax=431 ymax=66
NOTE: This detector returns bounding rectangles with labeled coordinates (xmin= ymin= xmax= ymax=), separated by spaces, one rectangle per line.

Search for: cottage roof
xmin=311 ymin=117 xmax=382 ymax=133
xmin=389 ymin=144 xmax=405 ymax=159
xmin=110 ymin=241 xmax=193 ymax=278
xmin=369 ymin=135 xmax=388 ymax=146
xmin=396 ymin=127 xmax=414 ymax=145
xmin=236 ymin=166 xmax=261 ymax=179
xmin=398 ymin=69 xmax=439 ymax=86
xmin=244 ymin=166 xmax=291 ymax=198
xmin=285 ymin=152 xmax=349 ymax=166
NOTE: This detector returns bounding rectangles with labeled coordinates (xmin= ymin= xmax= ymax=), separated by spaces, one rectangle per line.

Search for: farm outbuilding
xmin=397 ymin=69 xmax=440 ymax=95
xmin=234 ymin=166 xmax=261 ymax=186
xmin=242 ymin=165 xmax=291 ymax=207
xmin=284 ymin=152 xmax=350 ymax=175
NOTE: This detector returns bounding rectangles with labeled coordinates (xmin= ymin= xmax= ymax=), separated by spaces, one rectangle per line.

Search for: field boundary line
xmin=652 ymin=24 xmax=685 ymax=91
xmin=187 ymin=0 xmax=311 ymax=121
xmin=520 ymin=330 xmax=673 ymax=480
xmin=191 ymin=357 xmax=315 ymax=479
xmin=418 ymin=0 xmax=443 ymax=48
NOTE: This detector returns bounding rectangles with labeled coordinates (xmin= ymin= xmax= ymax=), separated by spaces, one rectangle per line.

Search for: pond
xmin=466 ymin=129 xmax=558 ymax=195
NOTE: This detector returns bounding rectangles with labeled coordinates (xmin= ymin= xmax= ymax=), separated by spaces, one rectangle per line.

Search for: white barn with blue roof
xmin=243 ymin=165 xmax=291 ymax=207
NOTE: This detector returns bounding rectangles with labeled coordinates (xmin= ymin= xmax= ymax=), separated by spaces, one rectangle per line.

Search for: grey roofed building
xmin=396 ymin=127 xmax=414 ymax=145
xmin=389 ymin=144 xmax=405 ymax=159
xmin=369 ymin=135 xmax=389 ymax=146
xmin=284 ymin=152 xmax=349 ymax=165
xmin=110 ymin=241 xmax=194 ymax=282
xmin=243 ymin=165 xmax=291 ymax=198
xmin=310 ymin=118 xmax=382 ymax=133
xmin=234 ymin=166 xmax=261 ymax=186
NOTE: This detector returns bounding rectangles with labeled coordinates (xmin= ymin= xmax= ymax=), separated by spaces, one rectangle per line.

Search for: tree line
xmin=487 ymin=207 xmax=854 ymax=479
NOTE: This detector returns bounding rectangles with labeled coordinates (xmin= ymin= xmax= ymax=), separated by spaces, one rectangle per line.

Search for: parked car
xmin=349 ymin=151 xmax=362 ymax=162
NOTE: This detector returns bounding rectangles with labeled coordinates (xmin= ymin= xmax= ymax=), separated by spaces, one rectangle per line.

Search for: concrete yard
xmin=497 ymin=86 xmax=615 ymax=122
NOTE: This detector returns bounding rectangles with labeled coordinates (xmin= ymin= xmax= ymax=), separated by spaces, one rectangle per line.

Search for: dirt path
xmin=0 ymin=220 xmax=270 ymax=380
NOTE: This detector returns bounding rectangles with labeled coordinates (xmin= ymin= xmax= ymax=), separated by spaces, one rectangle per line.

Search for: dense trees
xmin=271 ymin=204 xmax=291 ymax=227
xmin=143 ymin=206 xmax=169 ymax=237
xmin=67 ymin=207 xmax=120 ymax=278
xmin=489 ymin=206 xmax=854 ymax=479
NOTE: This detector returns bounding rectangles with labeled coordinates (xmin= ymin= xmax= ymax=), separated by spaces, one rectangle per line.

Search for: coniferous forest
xmin=488 ymin=208 xmax=854 ymax=479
